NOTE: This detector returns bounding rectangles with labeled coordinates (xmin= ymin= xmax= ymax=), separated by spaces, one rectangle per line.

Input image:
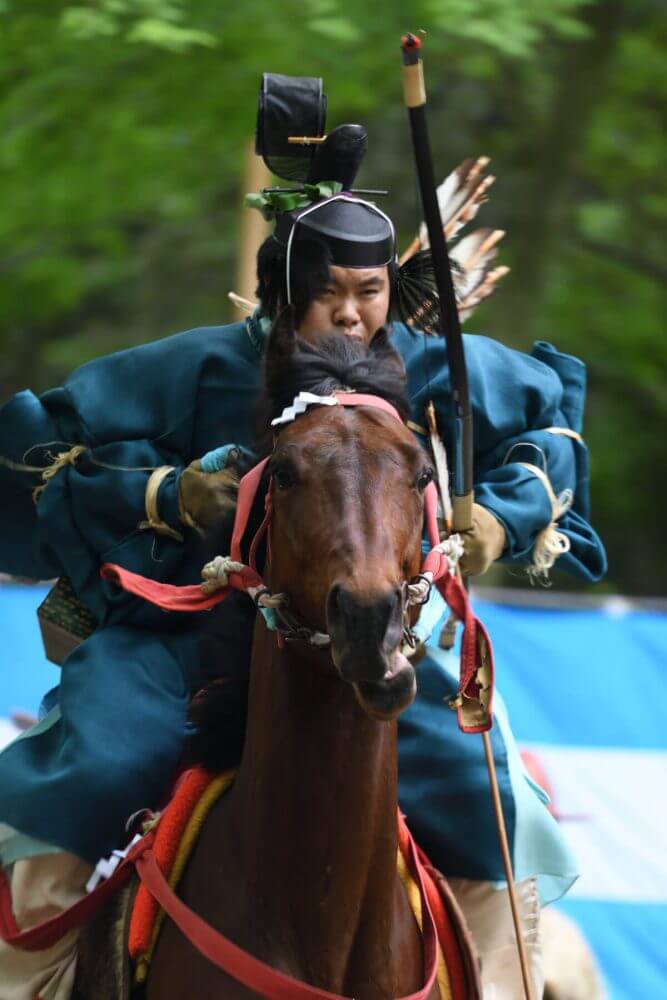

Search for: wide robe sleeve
xmin=390 ymin=324 xmax=607 ymax=582
xmin=0 ymin=322 xmax=262 ymax=621
xmin=0 ymin=390 xmax=66 ymax=579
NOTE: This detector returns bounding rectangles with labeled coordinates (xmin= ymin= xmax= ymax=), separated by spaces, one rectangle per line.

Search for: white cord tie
xmin=201 ymin=555 xmax=291 ymax=610
xmin=406 ymin=534 xmax=464 ymax=607
xmin=528 ymin=486 xmax=573 ymax=583
xmin=438 ymin=533 xmax=465 ymax=574
xmin=201 ymin=556 xmax=247 ymax=594
xmin=406 ymin=576 xmax=431 ymax=605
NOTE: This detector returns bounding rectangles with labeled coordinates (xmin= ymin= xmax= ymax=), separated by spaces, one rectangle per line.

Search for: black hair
xmin=255 ymin=235 xmax=401 ymax=327
xmin=255 ymin=235 xmax=333 ymax=327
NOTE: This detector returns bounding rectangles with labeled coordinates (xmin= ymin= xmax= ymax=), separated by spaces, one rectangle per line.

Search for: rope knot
xmin=527 ymin=488 xmax=573 ymax=584
xmin=434 ymin=532 xmax=465 ymax=574
xmin=32 ymin=445 xmax=87 ymax=502
xmin=406 ymin=574 xmax=431 ymax=606
xmin=200 ymin=556 xmax=246 ymax=595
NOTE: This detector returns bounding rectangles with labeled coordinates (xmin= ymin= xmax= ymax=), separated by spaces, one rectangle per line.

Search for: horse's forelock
xmin=258 ymin=328 xmax=411 ymax=437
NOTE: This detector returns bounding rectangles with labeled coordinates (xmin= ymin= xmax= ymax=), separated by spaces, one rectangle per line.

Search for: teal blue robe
xmin=0 ymin=315 xmax=606 ymax=865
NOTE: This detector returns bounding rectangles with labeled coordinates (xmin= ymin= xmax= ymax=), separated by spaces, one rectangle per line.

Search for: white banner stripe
xmin=524 ymin=744 xmax=667 ymax=903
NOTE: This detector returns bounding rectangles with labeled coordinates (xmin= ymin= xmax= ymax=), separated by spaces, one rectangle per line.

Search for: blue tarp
xmin=476 ymin=597 xmax=667 ymax=1000
xmin=0 ymin=584 xmax=58 ymax=716
xmin=1 ymin=584 xmax=666 ymax=999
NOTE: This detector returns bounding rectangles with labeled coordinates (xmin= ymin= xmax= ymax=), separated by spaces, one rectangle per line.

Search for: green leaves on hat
xmin=245 ymin=181 xmax=343 ymax=221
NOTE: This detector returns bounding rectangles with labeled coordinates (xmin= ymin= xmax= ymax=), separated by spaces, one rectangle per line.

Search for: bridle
xmin=102 ymin=389 xmax=495 ymax=736
xmin=209 ymin=390 xmax=440 ymax=651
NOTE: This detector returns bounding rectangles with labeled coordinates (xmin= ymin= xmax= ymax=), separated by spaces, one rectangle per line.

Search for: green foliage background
xmin=1 ymin=1 xmax=664 ymax=594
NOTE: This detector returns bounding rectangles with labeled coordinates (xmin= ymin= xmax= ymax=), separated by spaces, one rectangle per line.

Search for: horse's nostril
xmin=328 ymin=584 xmax=403 ymax=646
xmin=327 ymin=583 xmax=342 ymax=618
xmin=329 ymin=584 xmax=402 ymax=619
xmin=327 ymin=583 xmax=406 ymax=685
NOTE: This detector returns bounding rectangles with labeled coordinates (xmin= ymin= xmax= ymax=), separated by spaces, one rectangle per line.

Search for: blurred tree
xmin=0 ymin=0 xmax=664 ymax=592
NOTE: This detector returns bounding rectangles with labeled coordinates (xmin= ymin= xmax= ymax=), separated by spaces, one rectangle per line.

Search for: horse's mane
xmin=255 ymin=324 xmax=411 ymax=448
xmin=189 ymin=325 xmax=412 ymax=772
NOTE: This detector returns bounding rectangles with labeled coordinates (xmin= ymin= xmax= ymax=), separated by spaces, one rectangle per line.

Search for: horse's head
xmin=260 ymin=312 xmax=434 ymax=720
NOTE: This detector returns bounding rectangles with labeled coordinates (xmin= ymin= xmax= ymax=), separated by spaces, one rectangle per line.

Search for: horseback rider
xmin=0 ymin=76 xmax=606 ymax=999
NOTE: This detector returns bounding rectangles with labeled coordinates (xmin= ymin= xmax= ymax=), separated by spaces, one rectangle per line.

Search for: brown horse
xmin=77 ymin=317 xmax=479 ymax=998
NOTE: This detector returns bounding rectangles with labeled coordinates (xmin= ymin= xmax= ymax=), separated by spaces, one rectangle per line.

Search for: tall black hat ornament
xmin=255 ymin=73 xmax=327 ymax=182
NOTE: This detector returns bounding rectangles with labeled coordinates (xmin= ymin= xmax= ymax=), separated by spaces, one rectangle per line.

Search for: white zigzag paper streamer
xmin=271 ymin=392 xmax=339 ymax=427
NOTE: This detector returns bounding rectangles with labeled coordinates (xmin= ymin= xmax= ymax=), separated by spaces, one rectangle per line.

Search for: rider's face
xmin=297 ymin=265 xmax=391 ymax=347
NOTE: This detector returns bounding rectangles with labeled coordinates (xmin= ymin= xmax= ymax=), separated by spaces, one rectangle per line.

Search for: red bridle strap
xmin=335 ymin=392 xmax=403 ymax=421
xmin=100 ymin=562 xmax=263 ymax=612
xmin=230 ymin=455 xmax=271 ymax=566
xmin=422 ymin=481 xmax=494 ymax=734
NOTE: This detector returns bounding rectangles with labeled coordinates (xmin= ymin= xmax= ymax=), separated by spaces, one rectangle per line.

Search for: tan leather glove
xmin=178 ymin=458 xmax=241 ymax=533
xmin=458 ymin=503 xmax=506 ymax=578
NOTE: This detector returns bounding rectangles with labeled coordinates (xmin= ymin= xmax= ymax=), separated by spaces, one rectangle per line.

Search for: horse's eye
xmin=417 ymin=468 xmax=434 ymax=491
xmin=272 ymin=463 xmax=296 ymax=491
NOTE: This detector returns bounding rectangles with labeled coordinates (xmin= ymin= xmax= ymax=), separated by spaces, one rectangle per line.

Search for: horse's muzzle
xmin=326 ymin=583 xmax=416 ymax=718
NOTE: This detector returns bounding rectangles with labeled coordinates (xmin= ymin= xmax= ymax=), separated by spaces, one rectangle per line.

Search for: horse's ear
xmin=266 ymin=307 xmax=297 ymax=361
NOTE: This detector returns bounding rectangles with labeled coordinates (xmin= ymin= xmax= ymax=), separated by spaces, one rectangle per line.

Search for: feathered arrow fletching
xmin=450 ymin=228 xmax=510 ymax=322
xmin=399 ymin=156 xmax=494 ymax=265
xmin=396 ymin=157 xmax=510 ymax=333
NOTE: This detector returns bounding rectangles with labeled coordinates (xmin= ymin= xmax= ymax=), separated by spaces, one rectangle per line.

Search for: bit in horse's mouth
xmin=352 ymin=652 xmax=417 ymax=720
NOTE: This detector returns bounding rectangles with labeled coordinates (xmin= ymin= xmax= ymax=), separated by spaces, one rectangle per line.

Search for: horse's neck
xmin=231 ymin=622 xmax=401 ymax=954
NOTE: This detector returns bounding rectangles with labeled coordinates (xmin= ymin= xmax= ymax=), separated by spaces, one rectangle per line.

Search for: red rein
xmin=101 ymin=394 xmax=494 ymax=734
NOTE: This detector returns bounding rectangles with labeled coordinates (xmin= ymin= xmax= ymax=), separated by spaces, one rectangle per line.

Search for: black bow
xmin=401 ymin=33 xmax=473 ymax=532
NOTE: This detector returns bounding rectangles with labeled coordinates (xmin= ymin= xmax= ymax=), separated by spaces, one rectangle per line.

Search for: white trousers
xmin=0 ymin=852 xmax=91 ymax=1000
xmin=448 ymin=877 xmax=545 ymax=999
